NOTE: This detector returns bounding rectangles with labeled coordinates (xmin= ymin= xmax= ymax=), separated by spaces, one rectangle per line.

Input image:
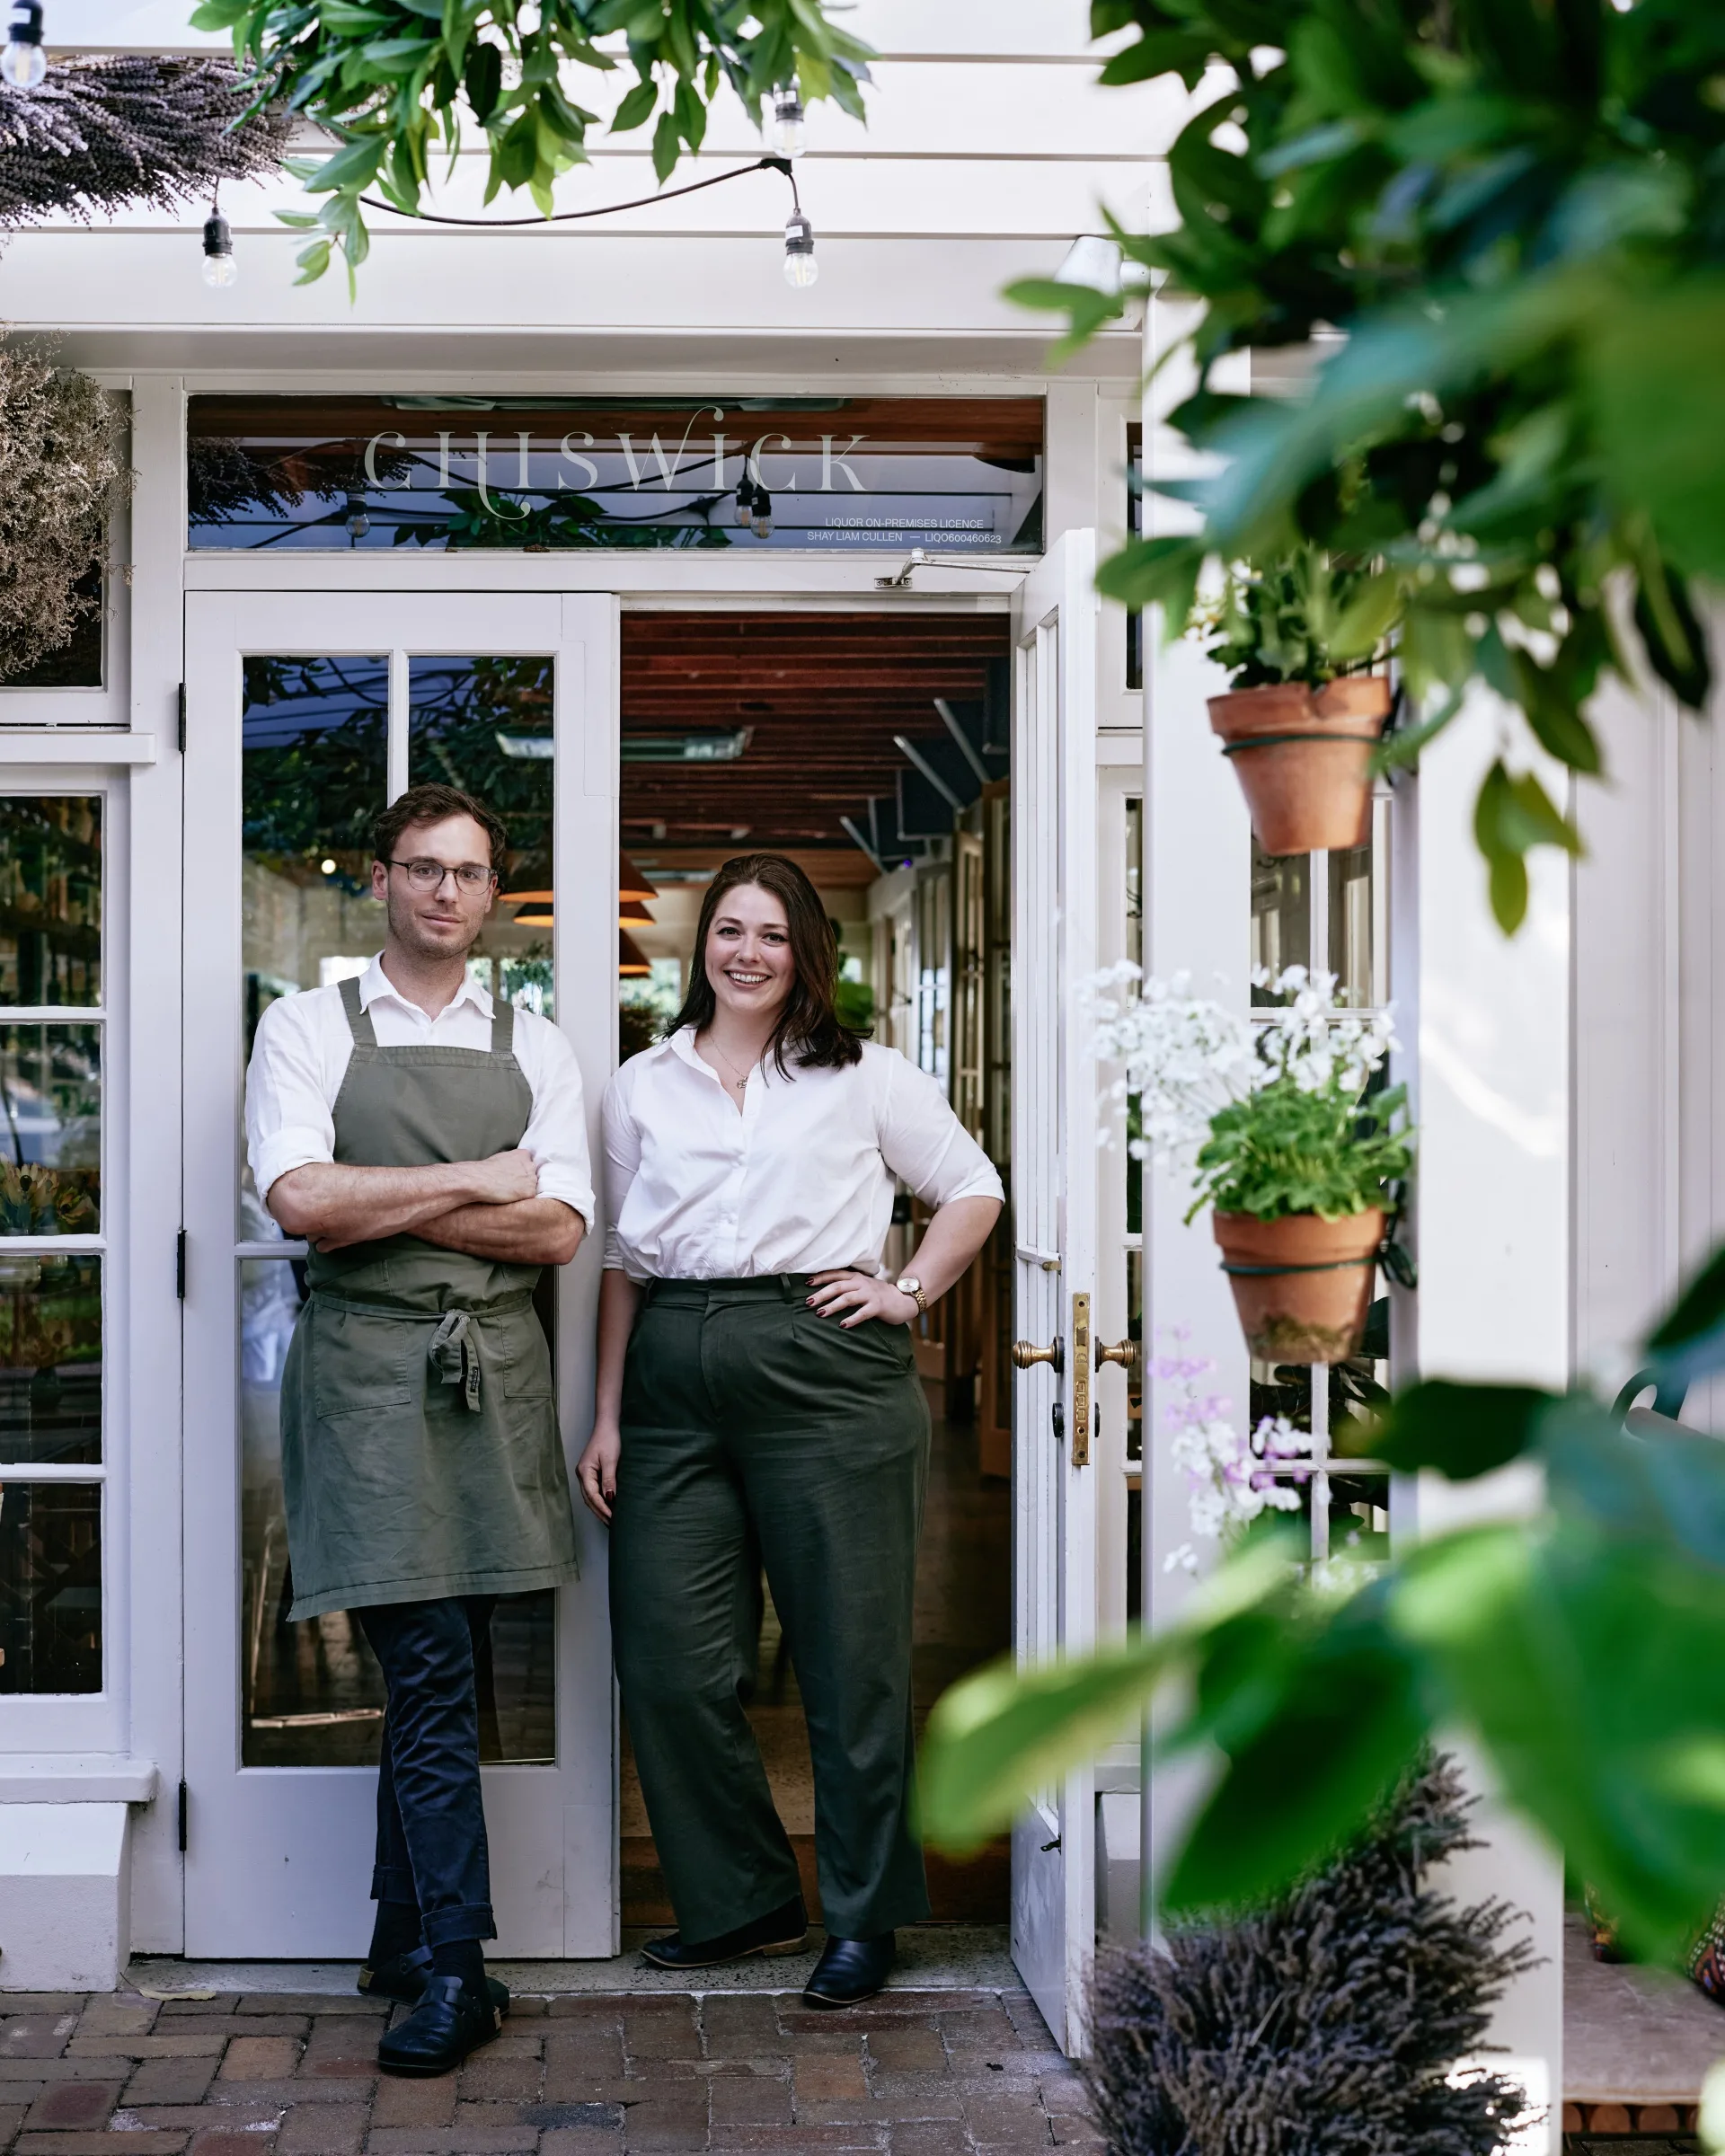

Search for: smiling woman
xmin=580 ymin=845 xmax=1003 ymax=2009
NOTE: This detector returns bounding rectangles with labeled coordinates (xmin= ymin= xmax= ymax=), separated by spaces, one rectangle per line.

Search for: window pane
xmin=0 ymin=798 xmax=102 ymax=1007
xmin=0 ymin=1253 xmax=101 ymax=1465
xmin=1251 ymin=842 xmax=1309 ymax=1000
xmin=239 ymin=1259 xmax=553 ymax=1763
xmin=243 ymin=657 xmax=389 ymax=1079
xmin=0 ymin=1025 xmax=101 ymax=1234
xmin=407 ymin=656 xmax=555 ymax=1019
xmin=1328 ymin=838 xmax=1375 ymax=1006
xmin=0 ymin=1481 xmax=101 ymax=1692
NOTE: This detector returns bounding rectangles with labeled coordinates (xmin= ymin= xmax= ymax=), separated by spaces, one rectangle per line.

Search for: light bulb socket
xmin=750 ymin=485 xmax=773 ymax=539
xmin=202 ymin=210 xmax=233 ymax=261
xmin=784 ymin=210 xmax=814 ymax=260
xmin=7 ymin=2 xmax=43 ymax=45
xmin=772 ymin=86 xmax=805 ymax=156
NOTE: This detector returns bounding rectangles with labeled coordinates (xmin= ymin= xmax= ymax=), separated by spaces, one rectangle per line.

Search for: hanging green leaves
xmin=193 ymin=0 xmax=874 ymax=287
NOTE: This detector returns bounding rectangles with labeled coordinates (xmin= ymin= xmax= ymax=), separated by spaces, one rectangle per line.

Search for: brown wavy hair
xmin=669 ymin=853 xmax=867 ymax=1073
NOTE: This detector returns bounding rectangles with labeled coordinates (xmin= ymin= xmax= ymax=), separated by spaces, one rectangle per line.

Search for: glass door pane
xmin=238 ymin=652 xmax=558 ymax=1767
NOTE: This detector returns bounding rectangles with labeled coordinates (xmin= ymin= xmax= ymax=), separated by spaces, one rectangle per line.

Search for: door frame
xmin=180 ymin=589 xmax=618 ymax=1958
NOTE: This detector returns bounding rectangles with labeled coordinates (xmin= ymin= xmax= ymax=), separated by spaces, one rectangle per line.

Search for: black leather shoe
xmin=376 ymin=1973 xmax=502 ymax=2076
xmin=640 ymin=1894 xmax=808 ymax=1971
xmin=358 ymin=1945 xmax=510 ymax=2018
xmin=802 ymin=1932 xmax=895 ymax=2009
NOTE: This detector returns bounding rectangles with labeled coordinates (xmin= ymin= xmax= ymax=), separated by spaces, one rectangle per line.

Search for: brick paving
xmin=0 ymin=1985 xmax=1101 ymax=2154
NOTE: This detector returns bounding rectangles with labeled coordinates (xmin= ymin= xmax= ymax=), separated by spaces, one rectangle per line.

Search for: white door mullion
xmin=387 ymin=647 xmax=410 ymax=802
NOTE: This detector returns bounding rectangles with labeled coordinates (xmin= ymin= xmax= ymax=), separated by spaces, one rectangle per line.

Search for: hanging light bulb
xmin=2 ymin=2 xmax=47 ymax=89
xmin=734 ymin=474 xmax=755 ymax=528
xmin=749 ymin=483 xmax=773 ymax=540
xmin=783 ymin=210 xmax=818 ymax=289
xmin=201 ymin=209 xmax=236 ymax=287
xmin=344 ymin=491 xmax=371 ymax=540
xmin=771 ymin=85 xmax=805 ymax=159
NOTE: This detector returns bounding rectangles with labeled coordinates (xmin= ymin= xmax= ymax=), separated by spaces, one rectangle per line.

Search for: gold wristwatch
xmin=896 ymin=1276 xmax=928 ymax=1316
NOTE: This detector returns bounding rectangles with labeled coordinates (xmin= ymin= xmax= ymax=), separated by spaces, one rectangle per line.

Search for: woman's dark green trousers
xmin=610 ymin=1274 xmax=933 ymax=1942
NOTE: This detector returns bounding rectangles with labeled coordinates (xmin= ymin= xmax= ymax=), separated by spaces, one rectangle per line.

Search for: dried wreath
xmin=0 ymin=343 xmax=131 ymax=682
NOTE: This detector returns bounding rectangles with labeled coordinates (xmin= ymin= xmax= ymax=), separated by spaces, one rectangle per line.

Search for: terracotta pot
xmin=1208 ymin=676 xmax=1392 ymax=854
xmin=1213 ymin=1208 xmax=1385 ymax=1365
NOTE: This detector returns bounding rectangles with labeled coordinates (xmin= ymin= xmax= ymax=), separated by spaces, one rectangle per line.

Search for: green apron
xmin=279 ymin=975 xmax=580 ymax=1621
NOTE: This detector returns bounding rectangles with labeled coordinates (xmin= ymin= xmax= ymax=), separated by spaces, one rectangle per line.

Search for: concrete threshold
xmin=1564 ymin=1912 xmax=1725 ymax=2106
xmin=128 ymin=1921 xmax=1018 ymax=1998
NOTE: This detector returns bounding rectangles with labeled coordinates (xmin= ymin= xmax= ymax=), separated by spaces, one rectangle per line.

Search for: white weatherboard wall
xmin=1416 ymin=694 xmax=1569 ymax=2151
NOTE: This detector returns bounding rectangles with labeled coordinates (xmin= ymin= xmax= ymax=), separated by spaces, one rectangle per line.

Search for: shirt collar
xmin=358 ymin=952 xmax=493 ymax=1021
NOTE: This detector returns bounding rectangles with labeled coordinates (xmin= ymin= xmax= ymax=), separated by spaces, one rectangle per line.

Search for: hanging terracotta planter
xmin=1213 ymin=1208 xmax=1385 ymax=1365
xmin=1208 ymin=675 xmax=1393 ymax=855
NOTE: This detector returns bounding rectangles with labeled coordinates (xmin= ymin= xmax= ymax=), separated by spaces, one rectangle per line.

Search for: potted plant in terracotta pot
xmin=1193 ymin=548 xmax=1402 ymax=855
xmin=1086 ymin=961 xmax=1413 ymax=1364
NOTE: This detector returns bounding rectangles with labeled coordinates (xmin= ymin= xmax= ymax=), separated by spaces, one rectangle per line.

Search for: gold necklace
xmin=706 ymin=1038 xmax=758 ymax=1093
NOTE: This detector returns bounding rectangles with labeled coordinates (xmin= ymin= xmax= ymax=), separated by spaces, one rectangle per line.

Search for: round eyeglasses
xmin=387 ymin=857 xmax=497 ymax=895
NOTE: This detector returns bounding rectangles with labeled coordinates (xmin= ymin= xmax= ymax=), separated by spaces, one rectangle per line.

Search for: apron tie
xmin=428 ymin=1309 xmax=482 ymax=1412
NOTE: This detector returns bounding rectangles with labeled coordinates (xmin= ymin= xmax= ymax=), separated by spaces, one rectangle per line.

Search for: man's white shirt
xmin=244 ymin=953 xmax=595 ymax=1227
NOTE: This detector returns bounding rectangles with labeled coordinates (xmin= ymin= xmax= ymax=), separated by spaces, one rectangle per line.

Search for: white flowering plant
xmin=1154 ymin=1330 xmax=1312 ymax=1576
xmin=1084 ymin=962 xmax=1411 ymax=1224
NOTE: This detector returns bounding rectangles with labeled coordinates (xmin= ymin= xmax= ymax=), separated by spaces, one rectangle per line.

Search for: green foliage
xmin=1028 ymin=0 xmax=1725 ymax=930
xmin=919 ymin=1233 xmax=1725 ymax=1966
xmin=1195 ymin=1074 xmax=1411 ymax=1222
xmin=193 ymin=0 xmax=874 ymax=287
xmin=1190 ymin=546 xmax=1400 ymax=687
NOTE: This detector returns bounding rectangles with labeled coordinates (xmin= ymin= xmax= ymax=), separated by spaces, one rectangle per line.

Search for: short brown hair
xmin=669 ymin=852 xmax=867 ymax=1073
xmin=372 ymin=783 xmax=509 ymax=872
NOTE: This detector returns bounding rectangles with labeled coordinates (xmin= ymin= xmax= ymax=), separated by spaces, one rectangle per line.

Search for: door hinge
xmin=176 ymin=683 xmax=187 ymax=755
xmin=177 ymin=1780 xmax=189 ymax=1852
xmin=175 ymin=1229 xmax=187 ymax=1300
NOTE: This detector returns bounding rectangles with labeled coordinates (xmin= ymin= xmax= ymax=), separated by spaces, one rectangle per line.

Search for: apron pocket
xmin=500 ymin=1314 xmax=555 ymax=1403
xmin=310 ymin=1299 xmax=418 ymax=1418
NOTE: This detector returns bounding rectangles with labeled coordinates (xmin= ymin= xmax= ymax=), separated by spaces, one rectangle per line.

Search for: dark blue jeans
xmin=356 ymin=1596 xmax=497 ymax=1947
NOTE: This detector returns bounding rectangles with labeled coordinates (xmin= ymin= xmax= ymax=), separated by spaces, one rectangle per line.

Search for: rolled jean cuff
xmin=370 ymin=1864 xmax=419 ymax=1907
xmin=421 ymin=1900 xmax=497 ymax=1948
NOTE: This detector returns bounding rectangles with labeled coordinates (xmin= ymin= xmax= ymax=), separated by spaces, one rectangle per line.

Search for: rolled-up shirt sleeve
xmin=518 ymin=1014 xmax=596 ymax=1230
xmin=876 ymin=1055 xmax=1005 ymax=1210
xmin=245 ymin=994 xmax=339 ymax=1206
xmin=600 ymin=1068 xmax=644 ymax=1274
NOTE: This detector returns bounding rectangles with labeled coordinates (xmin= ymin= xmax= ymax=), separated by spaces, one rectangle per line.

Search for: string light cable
xmin=336 ymin=153 xmax=820 ymax=289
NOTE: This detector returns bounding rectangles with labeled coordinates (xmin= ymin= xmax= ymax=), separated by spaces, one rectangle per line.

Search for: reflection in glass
xmin=1251 ymin=843 xmax=1309 ymax=1001
xmin=1329 ymin=839 xmax=1375 ymax=1006
xmin=240 ymin=1259 xmax=555 ymax=1765
xmin=0 ymin=1480 xmax=101 ymax=1691
xmin=408 ymin=656 xmax=555 ymax=1019
xmin=0 ymin=1253 xmax=100 ymax=1464
xmin=0 ymin=798 xmax=102 ymax=1007
xmin=243 ymin=657 xmax=389 ymax=1075
xmin=0 ymin=1026 xmax=101 ymax=1234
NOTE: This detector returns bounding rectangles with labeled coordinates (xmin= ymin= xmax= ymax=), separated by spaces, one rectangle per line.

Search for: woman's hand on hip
xmin=577 ymin=1421 xmax=621 ymax=1523
xmin=808 ymin=1270 xmax=920 ymax=1330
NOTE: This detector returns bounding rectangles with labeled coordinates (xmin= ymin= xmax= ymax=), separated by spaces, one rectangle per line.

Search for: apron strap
xmin=428 ymin=1308 xmax=483 ymax=1411
xmin=339 ymin=972 xmax=377 ymax=1048
xmin=491 ymin=995 xmax=515 ymax=1056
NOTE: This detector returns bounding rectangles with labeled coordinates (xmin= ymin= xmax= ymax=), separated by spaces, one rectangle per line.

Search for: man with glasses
xmin=243 ymin=782 xmax=591 ymax=2074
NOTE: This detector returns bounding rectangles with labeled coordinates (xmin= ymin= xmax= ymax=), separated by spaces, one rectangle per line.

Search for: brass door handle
xmin=1098 ymin=1338 xmax=1139 ymax=1377
xmin=1013 ymin=1337 xmax=1065 ymax=1374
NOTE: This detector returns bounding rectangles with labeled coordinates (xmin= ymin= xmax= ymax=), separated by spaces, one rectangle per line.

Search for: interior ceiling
xmin=619 ymin=610 xmax=1009 ymax=855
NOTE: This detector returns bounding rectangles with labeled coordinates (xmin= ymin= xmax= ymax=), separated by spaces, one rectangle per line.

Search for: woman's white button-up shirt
xmin=602 ymin=1027 xmax=1004 ymax=1282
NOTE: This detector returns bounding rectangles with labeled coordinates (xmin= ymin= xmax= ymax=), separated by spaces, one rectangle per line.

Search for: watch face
xmin=898 ymin=1277 xmax=921 ymax=1294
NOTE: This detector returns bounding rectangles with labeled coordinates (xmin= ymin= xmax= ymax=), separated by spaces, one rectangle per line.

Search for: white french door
xmin=1009 ymin=531 xmax=1101 ymax=2049
xmin=181 ymin=590 xmax=618 ymax=1957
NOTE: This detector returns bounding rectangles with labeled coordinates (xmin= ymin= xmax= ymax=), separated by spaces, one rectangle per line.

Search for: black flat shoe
xmin=640 ymin=1894 xmax=808 ymax=1972
xmin=802 ymin=1931 xmax=895 ymax=2009
xmin=376 ymin=1973 xmax=502 ymax=2076
xmin=358 ymin=1945 xmax=510 ymax=2017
